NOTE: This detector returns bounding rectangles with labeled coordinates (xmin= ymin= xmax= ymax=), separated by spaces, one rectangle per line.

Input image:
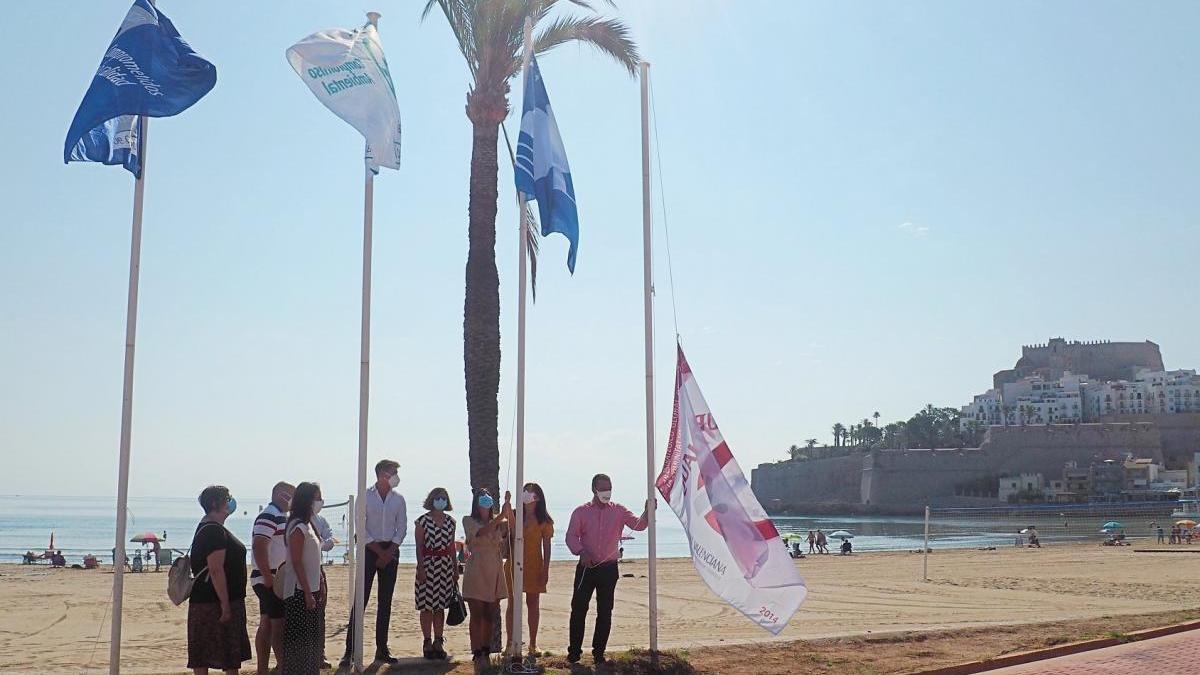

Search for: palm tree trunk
xmin=464 ymin=113 xmax=502 ymax=498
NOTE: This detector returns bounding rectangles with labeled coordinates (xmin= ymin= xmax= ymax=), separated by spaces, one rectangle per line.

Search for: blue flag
xmin=515 ymin=57 xmax=580 ymax=273
xmin=64 ymin=0 xmax=216 ymax=177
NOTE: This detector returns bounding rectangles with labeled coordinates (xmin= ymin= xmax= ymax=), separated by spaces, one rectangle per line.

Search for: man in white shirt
xmin=250 ymin=481 xmax=293 ymax=675
xmin=342 ymin=459 xmax=406 ymax=666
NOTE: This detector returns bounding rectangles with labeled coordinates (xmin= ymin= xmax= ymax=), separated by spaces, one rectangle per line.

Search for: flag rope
xmin=648 ymin=73 xmax=681 ymax=342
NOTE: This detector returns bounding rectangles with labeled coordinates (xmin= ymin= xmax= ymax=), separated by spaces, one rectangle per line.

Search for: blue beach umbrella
xmin=1102 ymin=521 xmax=1124 ymax=530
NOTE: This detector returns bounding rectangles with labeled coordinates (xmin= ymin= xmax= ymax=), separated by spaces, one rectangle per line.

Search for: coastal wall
xmin=750 ymin=454 xmax=861 ymax=509
xmin=862 ymin=423 xmax=1164 ymax=506
xmin=1098 ymin=413 xmax=1200 ymax=467
xmin=754 ymin=421 xmax=1176 ymax=511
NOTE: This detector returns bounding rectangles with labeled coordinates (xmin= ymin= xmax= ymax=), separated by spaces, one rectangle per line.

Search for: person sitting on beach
xmin=51 ymin=551 xmax=66 ymax=567
xmin=187 ymin=485 xmax=251 ymax=675
xmin=807 ymin=530 xmax=816 ymax=554
xmin=839 ymin=539 xmax=852 ymax=555
xmin=1027 ymin=531 xmax=1041 ymax=548
xmin=565 ymin=474 xmax=652 ymax=666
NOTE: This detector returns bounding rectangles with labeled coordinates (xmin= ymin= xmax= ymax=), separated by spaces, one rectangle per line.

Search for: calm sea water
xmin=0 ymin=495 xmax=1137 ymax=566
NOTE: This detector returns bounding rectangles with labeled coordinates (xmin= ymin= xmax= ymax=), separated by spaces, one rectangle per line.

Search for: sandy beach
xmin=1 ymin=544 xmax=1197 ymax=673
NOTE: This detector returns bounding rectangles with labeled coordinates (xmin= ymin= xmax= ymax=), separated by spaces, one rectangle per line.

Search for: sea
xmin=0 ymin=495 xmax=1151 ymax=566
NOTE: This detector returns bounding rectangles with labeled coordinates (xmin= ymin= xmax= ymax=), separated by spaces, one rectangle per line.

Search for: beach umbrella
xmin=1101 ymin=521 xmax=1124 ymax=530
xmin=1176 ymin=520 xmax=1197 ymax=528
xmin=829 ymin=530 xmax=854 ymax=539
xmin=129 ymin=531 xmax=163 ymax=544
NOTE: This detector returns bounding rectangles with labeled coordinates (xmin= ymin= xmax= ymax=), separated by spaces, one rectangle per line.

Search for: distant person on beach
xmin=282 ymin=482 xmax=325 ymax=675
xmin=462 ymin=488 xmax=509 ymax=667
xmin=250 ymin=481 xmax=293 ymax=675
xmin=807 ymin=530 xmax=816 ymax=554
xmin=187 ymin=485 xmax=251 ymax=674
xmin=342 ymin=459 xmax=406 ymax=667
xmin=816 ymin=529 xmax=828 ymax=554
xmin=413 ymin=487 xmax=456 ymax=660
xmin=565 ymin=474 xmax=651 ymax=665
xmin=1158 ymin=527 xmax=1166 ymax=544
xmin=1027 ymin=528 xmax=1041 ymax=548
xmin=840 ymin=539 xmax=852 ymax=555
xmin=151 ymin=539 xmax=162 ymax=572
xmin=506 ymin=482 xmax=555 ymax=656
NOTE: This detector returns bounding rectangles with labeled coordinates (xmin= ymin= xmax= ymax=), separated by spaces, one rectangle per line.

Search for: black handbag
xmin=447 ymin=587 xmax=467 ymax=626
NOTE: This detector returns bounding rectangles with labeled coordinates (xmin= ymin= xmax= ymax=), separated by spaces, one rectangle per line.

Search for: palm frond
xmin=532 ymin=15 xmax=639 ymax=75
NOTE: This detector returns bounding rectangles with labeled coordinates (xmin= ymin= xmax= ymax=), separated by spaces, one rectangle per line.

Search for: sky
xmin=2 ymin=1 xmax=1198 ymax=507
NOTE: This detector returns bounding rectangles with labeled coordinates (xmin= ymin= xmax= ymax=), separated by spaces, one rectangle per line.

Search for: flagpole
xmin=639 ymin=59 xmax=659 ymax=656
xmin=351 ymin=15 xmax=381 ymax=670
xmin=509 ymin=14 xmax=534 ymax=663
xmin=108 ymin=113 xmax=148 ymax=675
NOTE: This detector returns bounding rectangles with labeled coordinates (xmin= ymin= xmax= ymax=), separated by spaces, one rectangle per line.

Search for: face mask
xmin=387 ymin=473 xmax=400 ymax=489
xmin=226 ymin=496 xmax=238 ymax=515
xmin=478 ymin=495 xmax=495 ymax=510
xmin=522 ymin=491 xmax=538 ymax=505
xmin=312 ymin=500 xmax=323 ymax=515
xmin=596 ymin=490 xmax=612 ymax=504
xmin=432 ymin=497 xmax=448 ymax=511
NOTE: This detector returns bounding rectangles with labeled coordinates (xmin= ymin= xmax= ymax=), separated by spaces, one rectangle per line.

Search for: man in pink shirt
xmin=564 ymin=473 xmax=651 ymax=664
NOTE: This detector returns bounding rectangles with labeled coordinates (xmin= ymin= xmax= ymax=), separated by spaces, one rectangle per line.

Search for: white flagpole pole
xmin=510 ymin=14 xmax=534 ymax=662
xmin=639 ymin=60 xmax=659 ymax=655
xmin=352 ymin=153 xmax=373 ymax=672
xmin=351 ymin=13 xmax=380 ymax=666
xmin=109 ymin=114 xmax=148 ymax=675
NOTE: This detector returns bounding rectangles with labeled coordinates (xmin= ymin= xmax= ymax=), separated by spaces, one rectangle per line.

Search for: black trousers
xmin=568 ymin=561 xmax=619 ymax=658
xmin=344 ymin=544 xmax=398 ymax=657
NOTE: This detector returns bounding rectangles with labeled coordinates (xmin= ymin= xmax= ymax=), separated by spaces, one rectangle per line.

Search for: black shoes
xmin=567 ymin=651 xmax=582 ymax=664
xmin=375 ymin=650 xmax=399 ymax=665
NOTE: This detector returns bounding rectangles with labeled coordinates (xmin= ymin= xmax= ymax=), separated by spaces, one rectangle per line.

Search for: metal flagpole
xmin=109 ymin=114 xmax=148 ymax=675
xmin=346 ymin=493 xmax=356 ymax=636
xmin=352 ymin=152 xmax=373 ymax=672
xmin=639 ymin=60 xmax=659 ymax=655
xmin=510 ymin=14 xmax=534 ymax=662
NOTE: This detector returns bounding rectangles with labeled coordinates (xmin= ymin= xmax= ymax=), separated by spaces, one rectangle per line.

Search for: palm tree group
xmin=422 ymin=0 xmax=638 ymax=495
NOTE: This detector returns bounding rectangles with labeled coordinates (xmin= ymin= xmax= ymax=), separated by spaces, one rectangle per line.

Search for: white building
xmin=963 ymin=369 xmax=1200 ymax=431
xmin=999 ymin=473 xmax=1044 ymax=502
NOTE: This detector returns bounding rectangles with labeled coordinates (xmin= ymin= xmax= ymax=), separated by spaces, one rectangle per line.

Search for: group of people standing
xmin=184 ymin=459 xmax=651 ymax=674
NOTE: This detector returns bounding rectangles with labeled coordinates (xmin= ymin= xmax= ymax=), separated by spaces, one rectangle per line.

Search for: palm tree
xmin=805 ymin=438 xmax=818 ymax=450
xmin=873 ymin=411 xmax=881 ymax=428
xmin=832 ymin=423 xmax=845 ymax=447
xmin=422 ymin=0 xmax=638 ymax=495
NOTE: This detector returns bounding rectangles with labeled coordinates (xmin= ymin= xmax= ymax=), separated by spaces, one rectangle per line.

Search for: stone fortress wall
xmin=993 ymin=338 xmax=1163 ymax=389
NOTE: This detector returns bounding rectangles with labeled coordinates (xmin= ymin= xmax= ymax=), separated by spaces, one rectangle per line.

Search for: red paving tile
xmin=986 ymin=630 xmax=1200 ymax=674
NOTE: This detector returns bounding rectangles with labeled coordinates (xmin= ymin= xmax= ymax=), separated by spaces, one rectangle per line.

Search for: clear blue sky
xmin=2 ymin=1 xmax=1198 ymax=506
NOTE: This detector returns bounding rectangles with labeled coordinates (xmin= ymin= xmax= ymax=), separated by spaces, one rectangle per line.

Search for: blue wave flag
xmin=515 ymin=57 xmax=579 ymax=273
xmin=64 ymin=0 xmax=216 ymax=177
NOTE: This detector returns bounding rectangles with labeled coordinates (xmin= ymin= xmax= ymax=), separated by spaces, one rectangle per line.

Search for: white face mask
xmin=312 ymin=500 xmax=323 ymax=515
xmin=387 ymin=473 xmax=400 ymax=489
xmin=522 ymin=491 xmax=538 ymax=505
xmin=596 ymin=490 xmax=612 ymax=504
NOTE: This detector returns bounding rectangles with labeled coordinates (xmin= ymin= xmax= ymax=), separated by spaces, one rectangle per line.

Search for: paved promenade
xmin=988 ymin=629 xmax=1200 ymax=674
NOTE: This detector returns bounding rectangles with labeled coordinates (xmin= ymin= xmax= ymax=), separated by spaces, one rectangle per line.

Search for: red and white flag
xmin=656 ymin=346 xmax=807 ymax=634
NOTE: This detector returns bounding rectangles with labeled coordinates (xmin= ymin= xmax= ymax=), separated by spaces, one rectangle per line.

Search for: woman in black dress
xmin=187 ymin=485 xmax=251 ymax=675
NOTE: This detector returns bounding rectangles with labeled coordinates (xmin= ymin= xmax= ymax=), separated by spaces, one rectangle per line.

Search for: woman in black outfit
xmin=188 ymin=485 xmax=251 ymax=675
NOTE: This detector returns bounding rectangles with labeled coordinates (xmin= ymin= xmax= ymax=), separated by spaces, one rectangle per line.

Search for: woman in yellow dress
xmin=505 ymin=482 xmax=554 ymax=656
xmin=461 ymin=488 xmax=509 ymax=667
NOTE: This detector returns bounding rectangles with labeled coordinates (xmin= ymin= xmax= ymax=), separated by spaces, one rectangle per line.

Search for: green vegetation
xmin=788 ymin=405 xmax=984 ymax=460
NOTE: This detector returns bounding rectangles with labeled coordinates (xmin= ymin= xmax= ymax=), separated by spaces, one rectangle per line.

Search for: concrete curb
xmin=909 ymin=620 xmax=1200 ymax=675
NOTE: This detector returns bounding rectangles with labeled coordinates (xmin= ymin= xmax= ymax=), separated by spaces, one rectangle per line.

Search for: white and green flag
xmin=286 ymin=20 xmax=401 ymax=172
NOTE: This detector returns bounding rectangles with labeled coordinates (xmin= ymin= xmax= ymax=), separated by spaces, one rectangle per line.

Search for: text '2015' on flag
xmin=286 ymin=18 xmax=401 ymax=173
xmin=657 ymin=345 xmax=808 ymax=634
xmin=515 ymin=56 xmax=580 ymax=273
xmin=64 ymin=0 xmax=216 ymax=177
